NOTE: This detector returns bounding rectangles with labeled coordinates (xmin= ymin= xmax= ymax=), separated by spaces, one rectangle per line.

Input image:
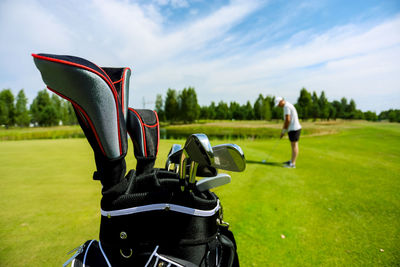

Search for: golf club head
xmin=212 ymin=144 xmax=246 ymax=172
xmin=165 ymin=144 xmax=182 ymax=171
xmin=184 ymin=134 xmax=214 ymax=190
xmin=184 ymin=134 xmax=214 ymax=166
xmin=167 ymin=145 xmax=218 ymax=177
xmin=196 ymin=164 xmax=218 ymax=177
xmin=196 ymin=173 xmax=232 ymax=192
xmin=168 ymin=149 xmax=183 ymax=165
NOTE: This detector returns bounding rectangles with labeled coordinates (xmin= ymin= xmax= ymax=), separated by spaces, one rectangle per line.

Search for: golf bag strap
xmin=64 ymin=240 xmax=110 ymax=267
xmin=218 ymin=225 xmax=239 ymax=267
xmin=32 ymin=53 xmax=128 ymax=160
xmin=205 ymin=237 xmax=219 ymax=267
xmin=127 ymin=108 xmax=160 ymax=175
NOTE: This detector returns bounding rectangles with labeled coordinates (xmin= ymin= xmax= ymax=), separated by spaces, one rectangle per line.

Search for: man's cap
xmin=274 ymin=96 xmax=283 ymax=107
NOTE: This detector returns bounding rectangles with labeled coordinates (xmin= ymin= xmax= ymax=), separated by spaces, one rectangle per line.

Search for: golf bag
xmin=33 ymin=53 xmax=239 ymax=267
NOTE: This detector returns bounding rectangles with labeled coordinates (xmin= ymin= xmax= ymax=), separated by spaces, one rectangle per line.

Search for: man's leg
xmin=291 ymin=141 xmax=298 ymax=165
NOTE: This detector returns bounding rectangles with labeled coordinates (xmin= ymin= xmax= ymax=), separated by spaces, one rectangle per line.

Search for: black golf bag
xmin=33 ymin=54 xmax=239 ymax=267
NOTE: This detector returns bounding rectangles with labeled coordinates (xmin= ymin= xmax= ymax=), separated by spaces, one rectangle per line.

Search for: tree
xmin=262 ymin=96 xmax=273 ymax=121
xmin=328 ymin=103 xmax=337 ymax=120
xmin=229 ymin=101 xmax=243 ymax=120
xmin=179 ymin=87 xmax=199 ymax=123
xmin=15 ymin=89 xmax=30 ymax=127
xmin=164 ymin=89 xmax=179 ymax=122
xmin=0 ymin=89 xmax=16 ymax=128
xmin=61 ymin=101 xmax=78 ymax=125
xmin=331 ymin=100 xmax=341 ymax=120
xmin=155 ymin=94 xmax=165 ymax=122
xmin=253 ymin=94 xmax=264 ymax=120
xmin=381 ymin=109 xmax=400 ymax=122
xmin=30 ymin=89 xmax=59 ymax=126
xmin=310 ymin=91 xmax=320 ymax=121
xmin=339 ymin=97 xmax=348 ymax=119
xmin=364 ymin=111 xmax=377 ymax=121
xmin=346 ymin=99 xmax=356 ymax=119
xmin=51 ymin=94 xmax=63 ymax=124
xmin=318 ymin=91 xmax=329 ymax=120
xmin=208 ymin=102 xmax=217 ymax=120
xmin=199 ymin=105 xmax=209 ymax=119
xmin=215 ymin=101 xmax=230 ymax=120
xmin=353 ymin=109 xmax=364 ymax=120
xmin=296 ymin=88 xmax=312 ymax=120
xmin=242 ymin=101 xmax=254 ymax=120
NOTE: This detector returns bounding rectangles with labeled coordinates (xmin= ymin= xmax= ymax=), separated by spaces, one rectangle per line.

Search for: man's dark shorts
xmin=288 ymin=129 xmax=301 ymax=142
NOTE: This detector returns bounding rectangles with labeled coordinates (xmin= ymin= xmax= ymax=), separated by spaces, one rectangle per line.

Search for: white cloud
xmin=152 ymin=0 xmax=189 ymax=8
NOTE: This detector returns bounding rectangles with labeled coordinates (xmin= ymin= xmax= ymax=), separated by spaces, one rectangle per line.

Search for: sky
xmin=0 ymin=0 xmax=399 ymax=113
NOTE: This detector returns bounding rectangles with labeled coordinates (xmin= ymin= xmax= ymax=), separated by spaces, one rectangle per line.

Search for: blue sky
xmin=0 ymin=0 xmax=399 ymax=112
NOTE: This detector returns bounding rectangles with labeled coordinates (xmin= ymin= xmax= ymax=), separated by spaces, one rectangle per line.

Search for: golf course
xmin=0 ymin=120 xmax=399 ymax=266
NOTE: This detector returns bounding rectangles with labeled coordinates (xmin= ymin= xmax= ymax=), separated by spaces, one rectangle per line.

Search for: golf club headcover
xmin=126 ymin=108 xmax=159 ymax=175
xmin=32 ymin=53 xmax=129 ymax=190
xmin=102 ymin=67 xmax=131 ymax=120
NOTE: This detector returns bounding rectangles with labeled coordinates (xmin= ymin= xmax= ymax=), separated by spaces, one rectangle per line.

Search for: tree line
xmin=1 ymin=87 xmax=399 ymax=128
xmin=0 ymin=89 xmax=77 ymax=128
xmin=155 ymin=87 xmax=400 ymax=123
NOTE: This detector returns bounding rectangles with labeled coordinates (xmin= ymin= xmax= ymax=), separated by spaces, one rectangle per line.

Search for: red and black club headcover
xmin=126 ymin=108 xmax=160 ymax=175
xmin=101 ymin=67 xmax=131 ymax=121
xmin=32 ymin=53 xmax=130 ymax=190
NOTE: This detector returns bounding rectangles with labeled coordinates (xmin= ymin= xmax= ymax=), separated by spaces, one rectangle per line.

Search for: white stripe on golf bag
xmin=101 ymin=200 xmax=220 ymax=218
xmin=83 ymin=240 xmax=95 ymax=267
xmin=98 ymin=241 xmax=112 ymax=267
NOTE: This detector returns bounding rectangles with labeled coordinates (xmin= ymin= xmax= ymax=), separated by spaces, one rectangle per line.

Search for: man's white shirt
xmin=283 ymin=102 xmax=302 ymax=131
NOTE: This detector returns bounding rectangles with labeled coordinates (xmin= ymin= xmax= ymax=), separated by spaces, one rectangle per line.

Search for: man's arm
xmin=280 ymin=114 xmax=291 ymax=138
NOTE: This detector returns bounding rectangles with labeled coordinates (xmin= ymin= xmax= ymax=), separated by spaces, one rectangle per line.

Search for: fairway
xmin=0 ymin=122 xmax=399 ymax=266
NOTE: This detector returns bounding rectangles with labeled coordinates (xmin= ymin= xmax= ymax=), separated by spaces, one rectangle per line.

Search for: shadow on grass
xmin=246 ymin=160 xmax=282 ymax=167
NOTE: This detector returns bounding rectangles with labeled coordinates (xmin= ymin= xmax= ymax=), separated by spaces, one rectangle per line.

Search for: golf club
xmin=169 ymin=143 xmax=246 ymax=172
xmin=263 ymin=138 xmax=280 ymax=163
xmin=196 ymin=173 xmax=232 ymax=192
xmin=167 ymin=147 xmax=218 ymax=177
xmin=179 ymin=134 xmax=214 ymax=191
xmin=165 ymin=144 xmax=182 ymax=171
xmin=212 ymin=144 xmax=246 ymax=172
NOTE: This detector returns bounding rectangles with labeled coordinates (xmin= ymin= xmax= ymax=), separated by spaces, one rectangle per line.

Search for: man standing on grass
xmin=275 ymin=97 xmax=301 ymax=168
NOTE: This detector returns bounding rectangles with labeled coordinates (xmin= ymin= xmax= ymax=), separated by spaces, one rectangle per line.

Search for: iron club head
xmin=180 ymin=134 xmax=214 ymax=191
xmin=165 ymin=144 xmax=182 ymax=171
xmin=212 ymin=144 xmax=246 ymax=172
xmin=196 ymin=173 xmax=232 ymax=192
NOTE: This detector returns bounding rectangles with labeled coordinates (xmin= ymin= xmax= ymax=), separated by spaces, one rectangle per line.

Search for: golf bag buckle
xmin=120 ymin=248 xmax=133 ymax=259
xmin=120 ymin=231 xmax=128 ymax=239
xmin=217 ymin=218 xmax=230 ymax=227
xmin=144 ymin=246 xmax=184 ymax=267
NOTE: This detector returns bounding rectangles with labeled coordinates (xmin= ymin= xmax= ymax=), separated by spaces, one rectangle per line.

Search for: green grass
xmin=0 ymin=125 xmax=83 ymax=140
xmin=0 ymin=120 xmax=348 ymax=141
xmin=0 ymin=122 xmax=399 ymax=266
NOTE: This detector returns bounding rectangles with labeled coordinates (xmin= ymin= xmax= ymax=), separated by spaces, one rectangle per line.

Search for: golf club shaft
xmin=265 ymin=138 xmax=280 ymax=162
xmin=179 ymin=150 xmax=188 ymax=191
xmin=188 ymin=161 xmax=198 ymax=191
